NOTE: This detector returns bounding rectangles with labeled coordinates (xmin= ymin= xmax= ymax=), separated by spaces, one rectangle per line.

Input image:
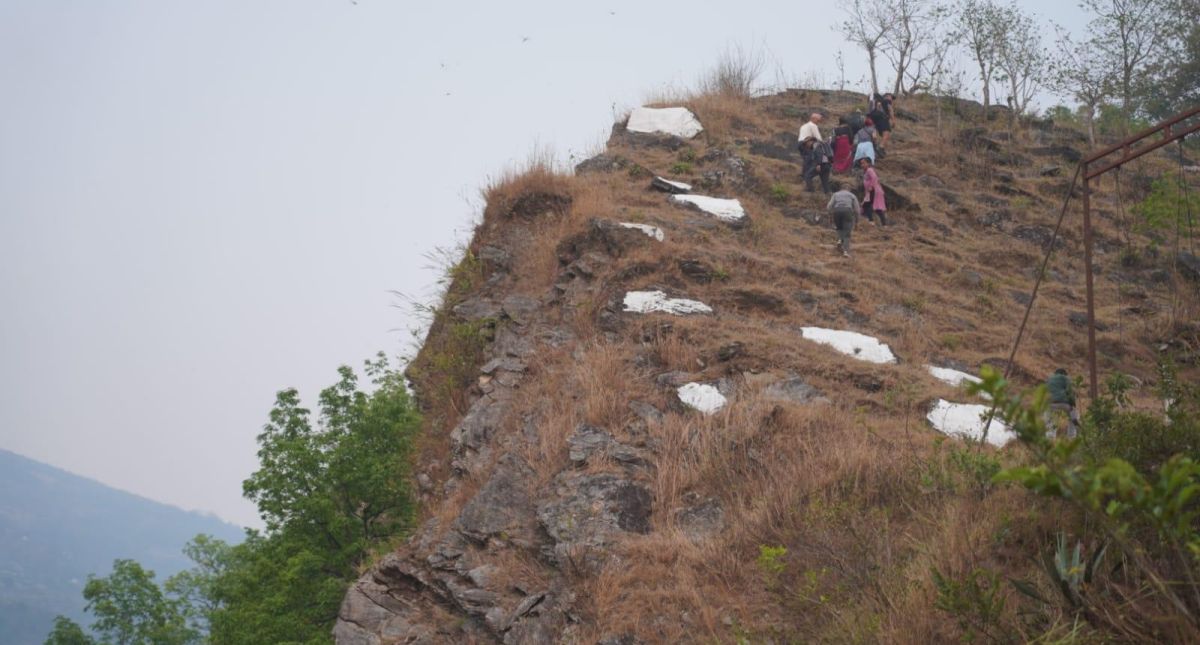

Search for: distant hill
xmin=0 ymin=449 xmax=245 ymax=645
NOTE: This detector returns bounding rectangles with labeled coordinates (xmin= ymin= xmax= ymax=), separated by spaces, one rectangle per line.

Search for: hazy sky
xmin=0 ymin=1 xmax=1088 ymax=528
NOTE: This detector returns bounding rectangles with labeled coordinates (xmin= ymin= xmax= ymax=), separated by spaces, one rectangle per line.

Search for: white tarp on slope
xmin=926 ymin=399 xmax=1016 ymax=447
xmin=678 ymin=382 xmax=727 ymax=415
xmin=800 ymin=327 xmax=897 ymax=364
xmin=669 ymin=195 xmax=747 ymax=223
xmin=926 ymin=365 xmax=982 ymax=388
xmin=626 ymin=107 xmax=704 ymax=138
xmin=925 ymin=365 xmax=991 ymax=400
xmin=619 ymin=222 xmax=665 ymax=242
xmin=623 ymin=290 xmax=713 ymax=315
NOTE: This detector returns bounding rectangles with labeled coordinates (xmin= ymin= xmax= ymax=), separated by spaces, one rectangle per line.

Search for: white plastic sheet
xmin=800 ymin=327 xmax=897 ymax=364
xmin=626 ymin=107 xmax=704 ymax=138
xmin=669 ymin=195 xmax=747 ymax=223
xmin=623 ymin=291 xmax=712 ymax=315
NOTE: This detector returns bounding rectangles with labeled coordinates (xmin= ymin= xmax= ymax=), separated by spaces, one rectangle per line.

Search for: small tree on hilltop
xmin=1051 ymin=27 xmax=1115 ymax=146
xmin=878 ymin=0 xmax=949 ymax=95
xmin=953 ymin=0 xmax=1005 ymax=120
xmin=993 ymin=3 xmax=1048 ymax=132
xmin=1080 ymin=0 xmax=1172 ymax=124
xmin=840 ymin=0 xmax=892 ymax=95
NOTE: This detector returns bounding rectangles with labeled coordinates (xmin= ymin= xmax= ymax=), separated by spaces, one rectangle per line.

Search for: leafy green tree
xmin=1132 ymin=173 xmax=1200 ymax=246
xmin=46 ymin=355 xmax=421 ymax=645
xmin=243 ymin=353 xmax=418 ymax=549
xmin=164 ymin=535 xmax=234 ymax=637
xmin=971 ymin=367 xmax=1200 ymax=635
xmin=81 ymin=559 xmax=196 ymax=645
xmin=207 ymin=353 xmax=421 ymax=644
xmin=44 ymin=617 xmax=95 ymax=645
xmin=1142 ymin=0 xmax=1200 ymax=119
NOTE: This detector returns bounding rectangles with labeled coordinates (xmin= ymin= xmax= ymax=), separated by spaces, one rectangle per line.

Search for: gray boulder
xmin=538 ymin=473 xmax=653 ymax=563
xmin=455 ymin=454 xmax=539 ymax=546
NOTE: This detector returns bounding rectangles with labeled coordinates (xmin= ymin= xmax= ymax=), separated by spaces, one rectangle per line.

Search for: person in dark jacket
xmin=806 ymin=138 xmax=833 ymax=194
xmin=869 ymin=92 xmax=895 ymax=154
xmin=1044 ymin=368 xmax=1079 ymax=439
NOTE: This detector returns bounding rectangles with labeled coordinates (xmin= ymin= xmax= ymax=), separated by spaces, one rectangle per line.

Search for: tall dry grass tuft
xmin=480 ymin=145 xmax=573 ymax=223
xmin=642 ymin=47 xmax=765 ymax=143
xmin=697 ymin=44 xmax=766 ymax=99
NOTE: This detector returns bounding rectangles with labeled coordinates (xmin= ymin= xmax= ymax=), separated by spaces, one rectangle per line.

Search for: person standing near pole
xmin=1044 ymin=368 xmax=1080 ymax=439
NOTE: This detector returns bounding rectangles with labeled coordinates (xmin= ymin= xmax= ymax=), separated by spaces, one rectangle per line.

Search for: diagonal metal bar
xmin=1085 ymin=120 xmax=1200 ymax=180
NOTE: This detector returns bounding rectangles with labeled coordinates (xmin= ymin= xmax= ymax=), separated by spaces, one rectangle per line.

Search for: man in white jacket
xmin=798 ymin=113 xmax=828 ymax=193
xmin=798 ymin=112 xmax=823 ymax=144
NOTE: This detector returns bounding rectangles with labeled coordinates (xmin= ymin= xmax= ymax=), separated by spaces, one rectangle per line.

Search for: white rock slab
xmin=669 ymin=195 xmax=747 ymax=223
xmin=800 ymin=327 xmax=897 ymax=364
xmin=926 ymin=365 xmax=982 ymax=387
xmin=626 ymin=106 xmax=704 ymax=138
xmin=618 ymin=222 xmax=665 ymax=242
xmin=678 ymin=382 xmax=727 ymax=415
xmin=623 ymin=290 xmax=712 ymax=315
xmin=926 ymin=399 xmax=1016 ymax=447
xmin=925 ymin=365 xmax=991 ymax=400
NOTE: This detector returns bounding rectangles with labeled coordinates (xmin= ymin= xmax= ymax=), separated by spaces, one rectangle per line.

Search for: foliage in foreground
xmin=47 ymin=354 xmax=421 ymax=645
xmin=932 ymin=364 xmax=1200 ymax=641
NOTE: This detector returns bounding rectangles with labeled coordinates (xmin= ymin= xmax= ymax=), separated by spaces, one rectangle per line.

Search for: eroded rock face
xmin=538 ymin=473 xmax=653 ymax=566
xmin=455 ymin=454 xmax=539 ymax=546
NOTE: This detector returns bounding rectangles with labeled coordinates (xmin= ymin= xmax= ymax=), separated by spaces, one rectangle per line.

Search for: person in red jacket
xmin=858 ymin=157 xmax=888 ymax=226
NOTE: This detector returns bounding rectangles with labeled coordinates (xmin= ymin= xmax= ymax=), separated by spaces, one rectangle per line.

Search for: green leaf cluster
xmin=48 ymin=354 xmax=422 ymax=645
xmin=968 ymin=365 xmax=1200 ymax=630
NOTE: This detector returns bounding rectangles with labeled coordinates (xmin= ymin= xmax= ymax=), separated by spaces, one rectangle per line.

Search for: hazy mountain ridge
xmin=0 ymin=448 xmax=245 ymax=645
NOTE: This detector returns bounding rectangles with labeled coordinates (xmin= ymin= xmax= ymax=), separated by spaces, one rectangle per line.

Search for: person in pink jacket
xmin=857 ymin=156 xmax=887 ymax=226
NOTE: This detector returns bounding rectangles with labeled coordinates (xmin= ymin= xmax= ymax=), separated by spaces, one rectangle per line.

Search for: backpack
xmin=812 ymin=139 xmax=834 ymax=164
xmin=846 ymin=111 xmax=865 ymax=134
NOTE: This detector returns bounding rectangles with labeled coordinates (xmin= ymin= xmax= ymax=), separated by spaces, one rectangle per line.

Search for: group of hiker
xmin=798 ymin=92 xmax=896 ymax=258
xmin=797 ymin=93 xmax=1083 ymax=440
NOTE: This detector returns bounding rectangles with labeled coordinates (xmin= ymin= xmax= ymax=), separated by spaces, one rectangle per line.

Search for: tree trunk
xmin=868 ymin=47 xmax=879 ymax=95
xmin=980 ymin=68 xmax=990 ymax=121
xmin=1085 ymin=104 xmax=1097 ymax=147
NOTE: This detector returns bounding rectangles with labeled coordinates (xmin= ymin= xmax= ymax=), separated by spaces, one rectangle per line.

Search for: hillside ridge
xmin=334 ymin=88 xmax=1198 ymax=643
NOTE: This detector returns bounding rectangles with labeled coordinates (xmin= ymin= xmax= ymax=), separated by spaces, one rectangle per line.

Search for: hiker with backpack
xmin=806 ymin=137 xmax=833 ymax=194
xmin=826 ymin=181 xmax=860 ymax=258
xmin=798 ymin=112 xmax=831 ymax=194
xmin=858 ymin=156 xmax=887 ymax=226
xmin=868 ymin=92 xmax=895 ymax=154
xmin=852 ymin=117 xmax=877 ymax=166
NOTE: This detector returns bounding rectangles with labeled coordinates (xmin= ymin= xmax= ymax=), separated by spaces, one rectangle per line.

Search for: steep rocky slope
xmin=334 ymin=89 xmax=1198 ymax=643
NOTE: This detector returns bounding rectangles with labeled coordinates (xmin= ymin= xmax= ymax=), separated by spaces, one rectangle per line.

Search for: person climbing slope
xmin=852 ymin=117 xmax=877 ymax=166
xmin=806 ymin=137 xmax=833 ymax=194
xmin=798 ymin=112 xmax=830 ymax=193
xmin=827 ymin=181 xmax=860 ymax=258
xmin=832 ymin=118 xmax=854 ymax=174
xmin=1044 ymin=368 xmax=1080 ymax=439
xmin=858 ymin=157 xmax=887 ymax=226
xmin=869 ymin=92 xmax=895 ymax=155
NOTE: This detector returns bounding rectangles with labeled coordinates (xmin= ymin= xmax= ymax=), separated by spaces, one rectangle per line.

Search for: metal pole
xmin=1082 ymin=166 xmax=1100 ymax=400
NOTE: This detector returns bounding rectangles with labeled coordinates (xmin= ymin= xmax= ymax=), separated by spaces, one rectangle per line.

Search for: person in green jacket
xmin=1044 ymin=368 xmax=1079 ymax=439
